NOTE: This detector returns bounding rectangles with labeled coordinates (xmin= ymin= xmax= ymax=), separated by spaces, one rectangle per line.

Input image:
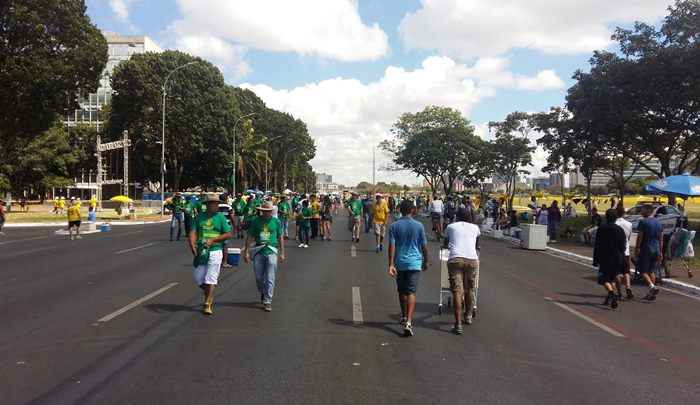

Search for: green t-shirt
xmin=278 ymin=201 xmax=291 ymax=218
xmin=247 ymin=216 xmax=283 ymax=256
xmin=300 ymin=207 xmax=312 ymax=227
xmin=233 ymin=198 xmax=246 ymax=216
xmin=194 ymin=212 xmax=231 ymax=251
xmin=291 ymin=196 xmax=300 ymax=210
xmin=245 ymin=198 xmax=262 ymax=219
xmin=348 ymin=199 xmax=362 ymax=216
xmin=185 ymin=199 xmax=202 ymax=219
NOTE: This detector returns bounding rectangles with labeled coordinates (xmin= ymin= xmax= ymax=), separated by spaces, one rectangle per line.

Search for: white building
xmin=64 ymin=33 xmax=162 ymax=129
xmin=316 ymin=172 xmax=340 ymax=194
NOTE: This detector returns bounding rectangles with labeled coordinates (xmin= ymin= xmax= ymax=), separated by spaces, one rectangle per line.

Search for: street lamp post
xmin=232 ymin=112 xmax=256 ymax=195
xmin=161 ymin=61 xmax=198 ymax=217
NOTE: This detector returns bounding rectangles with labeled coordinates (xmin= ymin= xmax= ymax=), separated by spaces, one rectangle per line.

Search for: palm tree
xmin=235 ymin=119 xmax=269 ymax=190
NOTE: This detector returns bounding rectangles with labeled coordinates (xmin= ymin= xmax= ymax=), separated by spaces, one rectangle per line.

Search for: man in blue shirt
xmin=388 ymin=199 xmax=428 ymax=337
xmin=634 ymin=204 xmax=663 ymax=301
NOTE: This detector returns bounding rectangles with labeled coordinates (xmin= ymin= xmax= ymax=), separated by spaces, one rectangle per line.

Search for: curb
xmin=4 ymin=219 xmax=169 ymax=228
xmin=484 ymin=231 xmax=700 ymax=297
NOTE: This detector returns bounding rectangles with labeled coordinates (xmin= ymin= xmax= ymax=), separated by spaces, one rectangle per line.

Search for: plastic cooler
xmin=227 ymin=248 xmax=241 ymax=266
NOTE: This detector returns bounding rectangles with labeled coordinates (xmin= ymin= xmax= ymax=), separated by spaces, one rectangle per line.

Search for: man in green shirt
xmin=184 ymin=195 xmax=202 ymax=236
xmin=188 ymin=193 xmax=232 ymax=315
xmin=243 ymin=201 xmax=285 ymax=312
xmin=166 ymin=193 xmax=187 ymax=241
xmin=278 ymin=195 xmax=292 ymax=239
xmin=347 ymin=191 xmax=363 ymax=243
xmin=233 ymin=193 xmax=247 ymax=238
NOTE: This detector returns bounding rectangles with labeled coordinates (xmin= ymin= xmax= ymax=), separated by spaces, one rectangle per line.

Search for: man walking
xmin=278 ymin=195 xmax=291 ymax=239
xmin=429 ymin=194 xmax=444 ymax=241
xmin=615 ymin=203 xmax=634 ymax=300
xmin=243 ymin=201 xmax=285 ymax=312
xmin=362 ymin=195 xmax=373 ymax=234
xmin=372 ymin=193 xmax=389 ymax=253
xmin=635 ymin=204 xmax=663 ymax=301
xmin=67 ymin=197 xmax=82 ymax=240
xmin=444 ymin=208 xmax=480 ymax=334
xmin=388 ymin=200 xmax=428 ymax=337
xmin=347 ymin=192 xmax=363 ymax=243
xmin=167 ymin=193 xmax=186 ymax=242
xmin=188 ymin=193 xmax=232 ymax=315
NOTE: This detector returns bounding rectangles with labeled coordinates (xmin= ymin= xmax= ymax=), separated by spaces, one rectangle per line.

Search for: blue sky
xmin=87 ymin=0 xmax=671 ymax=185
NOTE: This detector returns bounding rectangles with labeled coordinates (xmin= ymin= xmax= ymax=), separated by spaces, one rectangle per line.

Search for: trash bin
xmin=521 ymin=224 xmax=547 ymax=250
xmin=227 ymin=248 xmax=241 ymax=266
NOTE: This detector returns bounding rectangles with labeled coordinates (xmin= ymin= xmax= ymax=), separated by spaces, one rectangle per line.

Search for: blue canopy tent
xmin=644 ymin=173 xmax=700 ymax=199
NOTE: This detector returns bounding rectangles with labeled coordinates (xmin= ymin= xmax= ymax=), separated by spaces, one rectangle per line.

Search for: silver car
xmin=625 ymin=203 xmax=686 ymax=236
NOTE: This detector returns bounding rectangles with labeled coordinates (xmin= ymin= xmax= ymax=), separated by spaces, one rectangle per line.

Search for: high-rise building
xmin=316 ymin=173 xmax=339 ymax=194
xmin=64 ymin=33 xmax=162 ymax=129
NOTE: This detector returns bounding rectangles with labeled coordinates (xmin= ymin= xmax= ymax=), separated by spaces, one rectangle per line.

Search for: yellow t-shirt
xmin=311 ymin=201 xmax=321 ymax=219
xmin=372 ymin=200 xmax=389 ymax=224
xmin=58 ymin=200 xmax=66 ymax=209
xmin=89 ymin=197 xmax=97 ymax=209
xmin=67 ymin=204 xmax=81 ymax=221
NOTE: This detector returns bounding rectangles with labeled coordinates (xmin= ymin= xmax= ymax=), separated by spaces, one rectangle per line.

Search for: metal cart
xmin=438 ymin=248 xmax=479 ymax=317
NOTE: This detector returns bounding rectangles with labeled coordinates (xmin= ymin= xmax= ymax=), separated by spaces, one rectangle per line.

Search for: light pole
xmin=232 ymin=112 xmax=257 ymax=195
xmin=161 ymin=61 xmax=198 ymax=217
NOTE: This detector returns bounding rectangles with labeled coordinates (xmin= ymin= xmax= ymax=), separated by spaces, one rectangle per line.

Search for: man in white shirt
xmin=429 ymin=194 xmax=444 ymax=241
xmin=615 ymin=204 xmax=634 ymax=300
xmin=444 ymin=208 xmax=481 ymax=334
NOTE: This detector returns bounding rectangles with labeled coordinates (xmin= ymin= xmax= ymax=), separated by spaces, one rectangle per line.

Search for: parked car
xmin=625 ymin=202 xmax=686 ymax=236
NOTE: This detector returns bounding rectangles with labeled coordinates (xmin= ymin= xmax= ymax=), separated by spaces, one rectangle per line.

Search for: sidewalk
xmin=484 ymin=230 xmax=700 ymax=296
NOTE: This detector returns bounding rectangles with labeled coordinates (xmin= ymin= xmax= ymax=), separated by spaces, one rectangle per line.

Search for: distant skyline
xmin=88 ymin=0 xmax=672 ymax=185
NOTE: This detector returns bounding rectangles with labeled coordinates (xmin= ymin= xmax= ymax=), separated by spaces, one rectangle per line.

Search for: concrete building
xmin=64 ymin=33 xmax=162 ymax=129
xmin=316 ymin=173 xmax=340 ymax=194
xmin=570 ymin=159 xmax=669 ymax=188
xmin=531 ymin=177 xmax=550 ymax=190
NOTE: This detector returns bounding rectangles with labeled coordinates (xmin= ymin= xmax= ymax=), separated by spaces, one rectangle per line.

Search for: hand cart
xmin=438 ymin=248 xmax=479 ymax=317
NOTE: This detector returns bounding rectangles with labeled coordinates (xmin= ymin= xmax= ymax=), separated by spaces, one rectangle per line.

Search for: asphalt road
xmin=1 ymin=219 xmax=699 ymax=404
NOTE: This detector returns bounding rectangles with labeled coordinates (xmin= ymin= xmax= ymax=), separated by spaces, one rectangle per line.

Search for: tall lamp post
xmin=232 ymin=112 xmax=256 ymax=195
xmin=161 ymin=61 xmax=198 ymax=217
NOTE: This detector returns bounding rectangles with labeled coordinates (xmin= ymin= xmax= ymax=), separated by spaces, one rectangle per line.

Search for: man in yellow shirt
xmin=67 ymin=197 xmax=82 ymax=240
xmin=310 ymin=195 xmax=321 ymax=240
xmin=372 ymin=193 xmax=390 ymax=253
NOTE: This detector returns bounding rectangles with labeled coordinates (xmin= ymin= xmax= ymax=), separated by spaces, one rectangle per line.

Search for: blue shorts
xmin=396 ymin=270 xmax=421 ymax=294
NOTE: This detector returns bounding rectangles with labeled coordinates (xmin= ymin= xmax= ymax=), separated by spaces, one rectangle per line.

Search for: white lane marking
xmin=0 ymin=246 xmax=58 ymax=258
xmin=352 ymin=286 xmax=363 ymax=324
xmin=544 ymin=297 xmax=625 ymax=338
xmin=350 ymin=245 xmax=357 ymax=257
xmin=114 ymin=242 xmax=157 ymax=254
xmin=0 ymin=236 xmax=50 ymax=245
xmin=658 ymin=286 xmax=700 ymax=302
xmin=97 ymin=282 xmax=179 ymax=322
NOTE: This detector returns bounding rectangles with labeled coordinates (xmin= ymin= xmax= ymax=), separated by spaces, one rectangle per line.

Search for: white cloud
xmin=165 ymin=0 xmax=389 ymax=80
xmin=174 ymin=34 xmax=251 ymax=80
xmin=109 ymin=0 xmax=135 ymax=21
xmin=242 ymin=56 xmax=564 ymax=185
xmin=399 ymin=0 xmax=672 ymax=58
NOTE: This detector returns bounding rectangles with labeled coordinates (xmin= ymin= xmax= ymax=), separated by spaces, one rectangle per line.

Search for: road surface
xmin=1 ymin=220 xmax=699 ymax=404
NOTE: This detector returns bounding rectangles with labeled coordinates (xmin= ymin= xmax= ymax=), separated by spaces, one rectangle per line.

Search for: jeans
xmin=280 ymin=217 xmax=289 ymax=237
xmin=363 ymin=212 xmax=372 ymax=233
xmin=311 ymin=218 xmax=319 ymax=239
xmin=253 ymin=253 xmax=278 ymax=304
xmin=170 ymin=212 xmax=184 ymax=240
xmin=299 ymin=226 xmax=310 ymax=244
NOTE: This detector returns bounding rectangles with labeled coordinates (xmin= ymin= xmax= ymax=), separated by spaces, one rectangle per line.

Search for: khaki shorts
xmin=374 ymin=222 xmax=386 ymax=236
xmin=447 ymin=258 xmax=479 ymax=294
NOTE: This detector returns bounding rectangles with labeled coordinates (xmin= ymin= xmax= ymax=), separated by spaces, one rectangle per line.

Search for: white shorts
xmin=193 ymin=249 xmax=223 ymax=286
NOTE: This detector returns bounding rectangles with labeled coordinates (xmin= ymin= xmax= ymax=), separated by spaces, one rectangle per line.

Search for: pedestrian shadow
xmin=557 ymin=292 xmax=602 ymax=299
xmin=144 ymin=303 xmax=200 ymax=313
xmin=216 ymin=301 xmax=264 ymax=311
xmin=328 ymin=318 xmax=404 ymax=337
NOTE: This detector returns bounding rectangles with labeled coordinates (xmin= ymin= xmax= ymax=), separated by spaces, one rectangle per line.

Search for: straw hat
xmin=257 ymin=201 xmax=274 ymax=211
xmin=204 ymin=193 xmax=221 ymax=203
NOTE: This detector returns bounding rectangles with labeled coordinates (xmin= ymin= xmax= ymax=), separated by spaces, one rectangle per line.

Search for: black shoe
xmin=611 ymin=295 xmax=618 ymax=309
xmin=603 ymin=292 xmax=613 ymax=306
xmin=626 ymin=289 xmax=634 ymax=300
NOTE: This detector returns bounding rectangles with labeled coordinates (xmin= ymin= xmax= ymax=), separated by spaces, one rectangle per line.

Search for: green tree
xmin=108 ymin=50 xmax=236 ymax=191
xmin=489 ymin=112 xmax=535 ymax=211
xmin=383 ymin=106 xmax=481 ymax=196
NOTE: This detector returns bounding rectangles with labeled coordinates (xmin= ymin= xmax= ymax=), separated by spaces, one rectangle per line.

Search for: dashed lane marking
xmin=352 ymin=286 xmax=364 ymax=324
xmin=114 ymin=242 xmax=157 ymax=254
xmin=97 ymin=282 xmax=179 ymax=322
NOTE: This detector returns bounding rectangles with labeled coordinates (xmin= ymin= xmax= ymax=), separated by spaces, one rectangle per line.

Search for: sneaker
xmin=610 ymin=295 xmax=618 ymax=309
xmin=651 ymin=287 xmax=659 ymax=300
xmin=298 ymin=243 xmax=304 ymax=248
xmin=643 ymin=289 xmax=655 ymax=301
xmin=403 ymin=322 xmax=414 ymax=337
xmin=264 ymin=303 xmax=272 ymax=312
xmin=464 ymin=315 xmax=473 ymax=325
xmin=603 ymin=292 xmax=613 ymax=306
xmin=70 ymin=235 xmax=74 ymax=241
xmin=203 ymin=303 xmax=213 ymax=315
xmin=452 ymin=324 xmax=464 ymax=335
xmin=380 ymin=244 xmax=383 ymax=251
xmin=399 ymin=316 xmax=407 ymax=326
xmin=626 ymin=288 xmax=634 ymax=300
xmin=303 ymin=244 xmax=309 ymax=248
xmin=75 ymin=235 xmax=82 ymax=240
xmin=376 ymin=246 xmax=380 ymax=253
